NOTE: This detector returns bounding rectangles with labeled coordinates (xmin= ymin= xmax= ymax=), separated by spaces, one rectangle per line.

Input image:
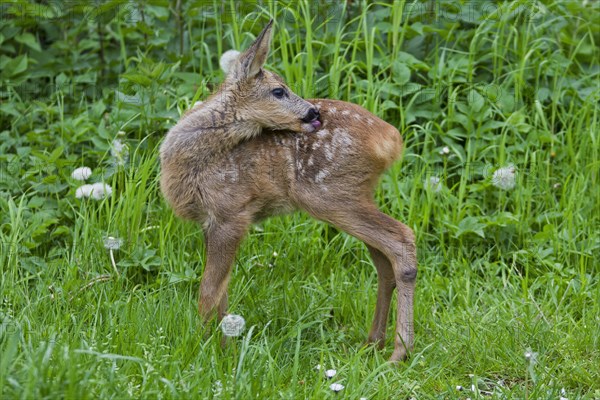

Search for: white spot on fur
xmin=367 ymin=118 xmax=374 ymax=125
xmin=314 ymin=169 xmax=330 ymax=183
xmin=329 ymin=107 xmax=337 ymax=114
xmin=317 ymin=129 xmax=330 ymax=139
xmin=332 ymin=128 xmax=353 ymax=150
xmin=324 ymin=145 xmax=334 ymax=161
xmin=342 ymin=110 xmax=350 ymax=115
xmin=307 ymin=156 xmax=314 ymax=166
xmin=353 ymin=114 xmax=361 ymax=120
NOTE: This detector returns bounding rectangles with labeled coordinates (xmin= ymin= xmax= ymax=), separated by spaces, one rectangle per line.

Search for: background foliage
xmin=1 ymin=0 xmax=598 ymax=398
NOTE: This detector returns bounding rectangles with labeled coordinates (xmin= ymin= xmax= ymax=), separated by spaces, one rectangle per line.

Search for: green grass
xmin=1 ymin=0 xmax=599 ymax=398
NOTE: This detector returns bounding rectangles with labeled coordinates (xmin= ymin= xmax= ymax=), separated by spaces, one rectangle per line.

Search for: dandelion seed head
xmin=221 ymin=314 xmax=245 ymax=337
xmin=325 ymin=369 xmax=337 ymax=379
xmin=492 ymin=165 xmax=516 ymax=190
xmin=329 ymin=383 xmax=344 ymax=392
xmin=111 ymin=138 xmax=129 ymax=167
xmin=89 ymin=182 xmax=113 ymax=200
xmin=220 ymin=50 xmax=241 ymax=74
xmin=425 ymin=176 xmax=443 ymax=192
xmin=75 ymin=184 xmax=94 ymax=198
xmin=71 ymin=166 xmax=92 ymax=181
xmin=103 ymin=236 xmax=123 ymax=250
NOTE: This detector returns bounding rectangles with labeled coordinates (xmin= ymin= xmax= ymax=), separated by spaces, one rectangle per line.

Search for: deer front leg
xmin=199 ymin=219 xmax=249 ymax=323
xmin=366 ymin=245 xmax=395 ymax=348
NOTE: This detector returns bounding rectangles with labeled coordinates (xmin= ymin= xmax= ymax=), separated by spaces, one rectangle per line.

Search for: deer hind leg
xmin=199 ymin=217 xmax=250 ymax=323
xmin=311 ymin=202 xmax=417 ymax=361
xmin=366 ymin=245 xmax=395 ymax=348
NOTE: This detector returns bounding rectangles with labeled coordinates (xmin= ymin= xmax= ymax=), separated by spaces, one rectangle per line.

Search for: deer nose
xmin=302 ymin=107 xmax=320 ymax=122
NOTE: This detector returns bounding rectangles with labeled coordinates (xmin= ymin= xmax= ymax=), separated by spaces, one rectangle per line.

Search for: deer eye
xmin=271 ymin=88 xmax=286 ymax=99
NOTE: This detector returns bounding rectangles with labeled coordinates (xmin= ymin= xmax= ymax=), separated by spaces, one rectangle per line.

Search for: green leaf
xmin=392 ymin=60 xmax=411 ymax=85
xmin=454 ymin=216 xmax=486 ymax=238
xmin=469 ymin=90 xmax=484 ymax=113
xmin=121 ymin=73 xmax=153 ymax=87
xmin=15 ymin=33 xmax=41 ymax=51
xmin=1 ymin=55 xmax=28 ymax=78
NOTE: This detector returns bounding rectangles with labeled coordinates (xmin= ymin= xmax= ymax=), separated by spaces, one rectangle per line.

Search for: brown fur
xmin=159 ymin=20 xmax=417 ymax=362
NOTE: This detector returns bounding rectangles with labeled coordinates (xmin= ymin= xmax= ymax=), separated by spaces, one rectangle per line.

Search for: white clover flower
xmin=491 ymin=165 xmax=516 ymax=190
xmin=89 ymin=182 xmax=113 ymax=200
xmin=439 ymin=146 xmax=450 ymax=155
xmin=325 ymin=369 xmax=337 ymax=379
xmin=220 ymin=49 xmax=241 ymax=74
xmin=75 ymin=184 xmax=94 ymax=198
xmin=425 ymin=176 xmax=443 ymax=192
xmin=111 ymin=138 xmax=129 ymax=167
xmin=329 ymin=383 xmax=344 ymax=392
xmin=103 ymin=236 xmax=123 ymax=250
xmin=221 ymin=314 xmax=245 ymax=337
xmin=71 ymin=166 xmax=92 ymax=181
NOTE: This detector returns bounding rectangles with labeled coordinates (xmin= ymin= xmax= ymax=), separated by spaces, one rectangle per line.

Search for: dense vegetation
xmin=1 ymin=0 xmax=598 ymax=398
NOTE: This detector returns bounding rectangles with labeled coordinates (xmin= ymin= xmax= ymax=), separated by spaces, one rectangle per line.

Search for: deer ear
xmin=236 ymin=19 xmax=273 ymax=79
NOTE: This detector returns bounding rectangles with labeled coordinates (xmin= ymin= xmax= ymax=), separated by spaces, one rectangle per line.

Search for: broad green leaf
xmin=392 ymin=60 xmax=411 ymax=85
xmin=15 ymin=33 xmax=41 ymax=51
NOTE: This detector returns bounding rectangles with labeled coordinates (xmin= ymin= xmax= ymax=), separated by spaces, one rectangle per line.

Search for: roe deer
xmin=159 ymin=20 xmax=417 ymax=361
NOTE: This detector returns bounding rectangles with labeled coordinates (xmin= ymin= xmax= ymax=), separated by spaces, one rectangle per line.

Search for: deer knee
xmin=399 ymin=266 xmax=418 ymax=283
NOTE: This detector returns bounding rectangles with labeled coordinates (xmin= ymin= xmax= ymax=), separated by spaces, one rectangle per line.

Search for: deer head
xmin=223 ymin=20 xmax=321 ymax=133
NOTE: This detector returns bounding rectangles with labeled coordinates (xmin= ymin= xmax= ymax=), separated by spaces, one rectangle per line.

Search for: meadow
xmin=0 ymin=0 xmax=598 ymax=398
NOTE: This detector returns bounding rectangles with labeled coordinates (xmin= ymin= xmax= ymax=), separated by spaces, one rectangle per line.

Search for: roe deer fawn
xmin=160 ymin=20 xmax=417 ymax=361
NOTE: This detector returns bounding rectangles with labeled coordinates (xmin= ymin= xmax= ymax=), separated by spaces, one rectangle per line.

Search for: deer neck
xmin=199 ymin=92 xmax=261 ymax=145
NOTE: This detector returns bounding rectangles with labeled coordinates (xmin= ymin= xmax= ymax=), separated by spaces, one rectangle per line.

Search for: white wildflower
xmin=103 ymin=236 xmax=123 ymax=250
xmin=491 ymin=165 xmax=516 ymax=190
xmin=71 ymin=166 xmax=92 ymax=181
xmin=89 ymin=182 xmax=113 ymax=200
xmin=221 ymin=314 xmax=245 ymax=337
xmin=314 ymin=364 xmax=322 ymax=371
xmin=425 ymin=176 xmax=443 ymax=192
xmin=220 ymin=49 xmax=241 ymax=74
xmin=329 ymin=383 xmax=344 ymax=392
xmin=439 ymin=146 xmax=450 ymax=155
xmin=103 ymin=236 xmax=121 ymax=275
xmin=75 ymin=184 xmax=94 ymax=198
xmin=273 ymin=251 xmax=278 ymax=257
xmin=325 ymin=369 xmax=337 ymax=379
xmin=524 ymin=348 xmax=538 ymax=365
xmin=111 ymin=138 xmax=129 ymax=167
xmin=456 ymin=385 xmax=464 ymax=391
xmin=212 ymin=380 xmax=223 ymax=396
